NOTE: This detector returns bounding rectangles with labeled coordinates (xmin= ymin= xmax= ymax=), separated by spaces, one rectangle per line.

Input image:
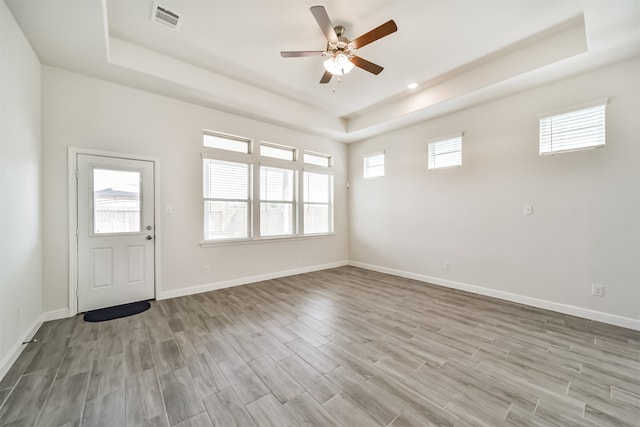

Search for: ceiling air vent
xmin=151 ymin=2 xmax=182 ymax=30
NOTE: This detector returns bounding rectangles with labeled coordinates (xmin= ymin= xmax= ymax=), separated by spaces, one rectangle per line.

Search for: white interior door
xmin=77 ymin=154 xmax=155 ymax=312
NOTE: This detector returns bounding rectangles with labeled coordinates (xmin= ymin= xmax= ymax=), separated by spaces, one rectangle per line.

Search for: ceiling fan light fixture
xmin=323 ymin=53 xmax=355 ymax=76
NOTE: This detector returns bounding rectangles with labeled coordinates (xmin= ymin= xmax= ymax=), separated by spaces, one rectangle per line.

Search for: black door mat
xmin=83 ymin=300 xmax=151 ymax=322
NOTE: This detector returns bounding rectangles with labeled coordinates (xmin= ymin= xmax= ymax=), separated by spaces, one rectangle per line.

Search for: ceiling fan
xmin=281 ymin=6 xmax=398 ymax=84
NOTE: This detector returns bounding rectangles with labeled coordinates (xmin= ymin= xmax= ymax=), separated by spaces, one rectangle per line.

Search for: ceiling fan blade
xmin=319 ymin=70 xmax=333 ymax=84
xmin=351 ymin=20 xmax=398 ymax=49
xmin=310 ymin=6 xmax=338 ymax=43
xmin=281 ymin=51 xmax=325 ymax=58
xmin=351 ymin=56 xmax=384 ymax=75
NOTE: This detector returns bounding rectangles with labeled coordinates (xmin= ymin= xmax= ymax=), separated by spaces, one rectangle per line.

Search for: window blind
xmin=539 ymin=102 xmax=606 ymax=155
xmin=363 ymin=152 xmax=384 ymax=178
xmin=260 ymin=166 xmax=296 ymax=236
xmin=303 ymin=172 xmax=333 ymax=234
xmin=203 ymin=159 xmax=252 ymax=240
xmin=428 ymin=135 xmax=462 ymax=169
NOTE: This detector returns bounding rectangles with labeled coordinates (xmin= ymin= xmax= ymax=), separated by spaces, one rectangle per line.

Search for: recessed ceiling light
xmin=407 ymin=82 xmax=418 ymax=89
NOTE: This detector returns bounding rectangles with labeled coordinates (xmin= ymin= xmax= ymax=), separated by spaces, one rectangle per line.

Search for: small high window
xmin=363 ymin=151 xmax=384 ymax=178
xmin=260 ymin=142 xmax=296 ymax=161
xmin=304 ymin=151 xmax=332 ymax=167
xmin=203 ymin=131 xmax=251 ymax=153
xmin=428 ymin=134 xmax=462 ymax=170
xmin=539 ymin=99 xmax=607 ymax=155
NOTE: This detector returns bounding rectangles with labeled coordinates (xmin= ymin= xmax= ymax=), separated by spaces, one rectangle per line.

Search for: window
xmin=539 ymin=99 xmax=607 ymax=155
xmin=363 ymin=151 xmax=384 ymax=178
xmin=303 ymin=172 xmax=333 ymax=234
xmin=304 ymin=151 xmax=332 ymax=167
xmin=93 ymin=168 xmax=141 ymax=234
xmin=428 ymin=134 xmax=462 ymax=170
xmin=260 ymin=166 xmax=297 ymax=237
xmin=203 ymin=159 xmax=252 ymax=241
xmin=202 ymin=131 xmax=334 ymax=243
xmin=260 ymin=142 xmax=296 ymax=161
xmin=203 ymin=131 xmax=251 ymax=153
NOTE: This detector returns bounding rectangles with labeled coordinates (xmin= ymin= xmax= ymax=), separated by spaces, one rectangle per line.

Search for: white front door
xmin=77 ymin=154 xmax=155 ymax=312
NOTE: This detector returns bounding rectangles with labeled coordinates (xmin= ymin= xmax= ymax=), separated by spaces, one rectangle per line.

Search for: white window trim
xmin=363 ymin=150 xmax=385 ymax=179
xmin=260 ymin=141 xmax=297 ymax=161
xmin=427 ymin=132 xmax=463 ymax=170
xmin=259 ymin=165 xmax=298 ymax=238
xmin=200 ymin=232 xmax=335 ymax=247
xmin=201 ymin=134 xmax=335 ymax=245
xmin=203 ymin=129 xmax=253 ymax=153
xmin=538 ymin=98 xmax=607 ymax=156
xmin=303 ymin=150 xmax=333 ymax=168
xmin=302 ymin=170 xmax=334 ymax=236
xmin=538 ymin=98 xmax=608 ymax=120
xmin=202 ymin=157 xmax=253 ymax=242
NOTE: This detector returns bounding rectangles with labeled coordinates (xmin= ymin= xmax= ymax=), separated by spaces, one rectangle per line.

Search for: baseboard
xmin=158 ymin=260 xmax=350 ymax=300
xmin=42 ymin=308 xmax=72 ymax=322
xmin=0 ymin=308 xmax=75 ymax=382
xmin=0 ymin=316 xmax=42 ymax=383
xmin=348 ymin=261 xmax=640 ymax=331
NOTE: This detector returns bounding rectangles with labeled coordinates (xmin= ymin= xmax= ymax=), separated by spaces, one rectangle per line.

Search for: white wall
xmin=41 ymin=66 xmax=349 ymax=313
xmin=348 ymin=58 xmax=640 ymax=328
xmin=0 ymin=0 xmax=43 ymax=376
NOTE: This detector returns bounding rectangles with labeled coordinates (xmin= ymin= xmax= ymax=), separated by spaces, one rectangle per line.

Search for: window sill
xmin=200 ymin=233 xmax=336 ymax=247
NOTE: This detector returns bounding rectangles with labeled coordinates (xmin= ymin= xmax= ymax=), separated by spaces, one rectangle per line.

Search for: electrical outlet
xmin=203 ymin=265 xmax=210 ymax=274
xmin=592 ymin=284 xmax=604 ymax=297
xmin=523 ymin=205 xmax=533 ymax=215
xmin=443 ymin=260 xmax=451 ymax=270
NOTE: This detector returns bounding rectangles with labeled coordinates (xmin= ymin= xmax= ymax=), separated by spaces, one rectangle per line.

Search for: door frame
xmin=68 ymin=147 xmax=162 ymax=316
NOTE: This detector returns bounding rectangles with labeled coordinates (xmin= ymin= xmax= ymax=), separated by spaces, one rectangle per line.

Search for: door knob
xmin=146 ymin=235 xmax=153 ymax=240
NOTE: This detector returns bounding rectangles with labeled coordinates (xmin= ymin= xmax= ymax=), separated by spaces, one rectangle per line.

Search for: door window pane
xmin=93 ymin=169 xmax=141 ymax=234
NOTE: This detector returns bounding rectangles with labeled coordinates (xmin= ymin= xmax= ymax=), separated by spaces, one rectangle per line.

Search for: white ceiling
xmin=6 ymin=0 xmax=640 ymax=142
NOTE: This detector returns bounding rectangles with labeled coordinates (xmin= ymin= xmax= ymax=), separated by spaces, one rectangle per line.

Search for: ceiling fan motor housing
xmin=328 ymin=33 xmax=353 ymax=57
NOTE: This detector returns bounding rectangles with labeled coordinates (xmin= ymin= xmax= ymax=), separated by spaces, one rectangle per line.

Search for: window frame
xmin=91 ymin=166 xmax=143 ymax=236
xmin=203 ymin=130 xmax=252 ymax=154
xmin=363 ymin=151 xmax=385 ymax=179
xmin=259 ymin=164 xmax=298 ymax=238
xmin=427 ymin=133 xmax=463 ymax=170
xmin=260 ymin=141 xmax=297 ymax=161
xmin=201 ymin=132 xmax=335 ymax=246
xmin=303 ymin=151 xmax=332 ymax=168
xmin=539 ymin=98 xmax=607 ymax=155
xmin=202 ymin=156 xmax=253 ymax=243
xmin=303 ymin=170 xmax=334 ymax=235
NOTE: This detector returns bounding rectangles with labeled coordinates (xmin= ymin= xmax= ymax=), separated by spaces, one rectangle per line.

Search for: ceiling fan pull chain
xmin=333 ymin=76 xmax=343 ymax=93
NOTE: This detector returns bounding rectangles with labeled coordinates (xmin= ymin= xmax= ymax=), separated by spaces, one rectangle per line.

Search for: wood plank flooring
xmin=1 ymin=266 xmax=638 ymax=426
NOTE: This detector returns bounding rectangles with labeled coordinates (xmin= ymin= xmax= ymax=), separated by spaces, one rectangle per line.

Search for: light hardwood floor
xmin=0 ymin=266 xmax=638 ymax=426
